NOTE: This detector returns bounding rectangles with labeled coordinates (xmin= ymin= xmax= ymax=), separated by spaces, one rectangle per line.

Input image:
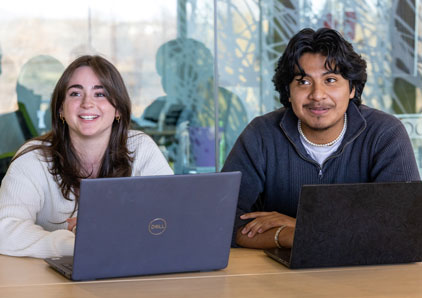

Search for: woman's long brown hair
xmin=13 ymin=55 xmax=134 ymax=217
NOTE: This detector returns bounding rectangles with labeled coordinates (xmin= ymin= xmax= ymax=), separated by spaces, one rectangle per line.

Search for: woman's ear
xmin=115 ymin=110 xmax=121 ymax=123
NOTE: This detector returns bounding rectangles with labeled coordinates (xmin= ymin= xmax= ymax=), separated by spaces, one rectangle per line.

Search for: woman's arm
xmin=0 ymin=151 xmax=74 ymax=258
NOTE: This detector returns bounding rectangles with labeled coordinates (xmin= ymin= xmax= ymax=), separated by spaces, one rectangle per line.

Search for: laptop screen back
xmin=71 ymin=172 xmax=241 ymax=280
xmin=289 ymin=181 xmax=422 ymax=269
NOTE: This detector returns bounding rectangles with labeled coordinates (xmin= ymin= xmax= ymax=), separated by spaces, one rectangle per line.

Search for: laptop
xmin=45 ymin=171 xmax=241 ymax=280
xmin=265 ymin=181 xmax=422 ymax=269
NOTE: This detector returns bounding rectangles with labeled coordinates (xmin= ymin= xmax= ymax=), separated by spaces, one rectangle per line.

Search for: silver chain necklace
xmin=297 ymin=113 xmax=347 ymax=147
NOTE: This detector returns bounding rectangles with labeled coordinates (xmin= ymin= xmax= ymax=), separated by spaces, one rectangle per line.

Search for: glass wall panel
xmin=216 ymin=0 xmax=422 ymax=174
xmin=2 ymin=0 xmax=422 ymax=178
xmin=0 ymin=1 xmax=181 ymax=178
xmin=140 ymin=0 xmax=218 ymax=173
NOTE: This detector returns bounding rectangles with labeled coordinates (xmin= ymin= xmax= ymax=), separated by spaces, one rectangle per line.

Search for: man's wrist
xmin=274 ymin=225 xmax=287 ymax=248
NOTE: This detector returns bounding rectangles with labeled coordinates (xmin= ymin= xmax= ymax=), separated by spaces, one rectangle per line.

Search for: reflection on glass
xmin=0 ymin=49 xmax=25 ymax=181
xmin=140 ymin=38 xmax=248 ymax=173
xmin=17 ymin=55 xmax=64 ymax=135
xmin=1 ymin=0 xmax=422 ymax=175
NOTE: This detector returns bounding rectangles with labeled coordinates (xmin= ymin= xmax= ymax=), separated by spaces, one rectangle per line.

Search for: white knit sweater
xmin=0 ymin=130 xmax=173 ymax=258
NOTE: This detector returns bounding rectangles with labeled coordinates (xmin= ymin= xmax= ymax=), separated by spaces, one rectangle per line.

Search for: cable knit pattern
xmin=0 ymin=130 xmax=173 ymax=258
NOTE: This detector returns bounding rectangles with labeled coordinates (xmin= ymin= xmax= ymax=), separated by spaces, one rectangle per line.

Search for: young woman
xmin=0 ymin=55 xmax=173 ymax=258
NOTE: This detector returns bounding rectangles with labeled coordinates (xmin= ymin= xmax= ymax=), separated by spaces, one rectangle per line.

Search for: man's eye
xmin=296 ymin=79 xmax=310 ymax=85
xmin=326 ymin=77 xmax=337 ymax=83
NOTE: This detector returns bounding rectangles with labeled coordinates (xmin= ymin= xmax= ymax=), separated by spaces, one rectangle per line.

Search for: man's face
xmin=288 ymin=52 xmax=355 ymax=142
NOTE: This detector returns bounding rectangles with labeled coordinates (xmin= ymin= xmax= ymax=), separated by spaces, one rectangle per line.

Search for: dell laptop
xmin=265 ymin=181 xmax=422 ymax=269
xmin=45 ymin=171 xmax=241 ymax=280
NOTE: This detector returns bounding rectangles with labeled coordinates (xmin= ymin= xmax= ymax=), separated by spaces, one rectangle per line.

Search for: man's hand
xmin=240 ymin=211 xmax=296 ymax=238
xmin=66 ymin=217 xmax=77 ymax=233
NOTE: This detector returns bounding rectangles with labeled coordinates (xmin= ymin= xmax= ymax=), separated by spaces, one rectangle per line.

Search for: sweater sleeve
xmin=370 ymin=120 xmax=420 ymax=182
xmin=222 ymin=121 xmax=266 ymax=246
xmin=129 ymin=132 xmax=174 ymax=176
xmin=0 ymin=153 xmax=75 ymax=258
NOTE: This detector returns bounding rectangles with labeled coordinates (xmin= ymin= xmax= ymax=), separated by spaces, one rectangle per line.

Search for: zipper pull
xmin=318 ymin=169 xmax=323 ymax=179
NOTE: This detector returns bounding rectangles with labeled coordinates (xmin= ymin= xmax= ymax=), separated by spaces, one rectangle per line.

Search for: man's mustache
xmin=302 ymin=103 xmax=334 ymax=109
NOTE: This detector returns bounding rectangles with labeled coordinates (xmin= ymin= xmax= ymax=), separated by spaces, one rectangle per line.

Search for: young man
xmin=222 ymin=28 xmax=420 ymax=249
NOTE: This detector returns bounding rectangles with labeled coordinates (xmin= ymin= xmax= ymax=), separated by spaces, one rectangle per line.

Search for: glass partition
xmin=215 ymin=0 xmax=422 ymax=174
xmin=0 ymin=0 xmax=182 ymax=176
xmin=1 ymin=0 xmax=422 ymax=178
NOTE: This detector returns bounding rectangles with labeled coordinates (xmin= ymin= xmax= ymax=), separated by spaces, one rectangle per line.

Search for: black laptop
xmin=45 ymin=172 xmax=241 ymax=280
xmin=265 ymin=181 xmax=422 ymax=269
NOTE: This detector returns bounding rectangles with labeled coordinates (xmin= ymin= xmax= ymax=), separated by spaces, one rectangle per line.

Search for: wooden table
xmin=1 ymin=248 xmax=421 ymax=297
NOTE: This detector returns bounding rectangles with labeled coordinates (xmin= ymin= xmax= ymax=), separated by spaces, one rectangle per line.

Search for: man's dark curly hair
xmin=272 ymin=27 xmax=367 ymax=108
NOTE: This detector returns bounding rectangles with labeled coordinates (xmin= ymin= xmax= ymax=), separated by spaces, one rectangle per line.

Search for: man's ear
xmin=349 ymin=86 xmax=356 ymax=99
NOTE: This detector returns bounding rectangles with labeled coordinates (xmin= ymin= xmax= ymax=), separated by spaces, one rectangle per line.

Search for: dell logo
xmin=148 ymin=218 xmax=167 ymax=235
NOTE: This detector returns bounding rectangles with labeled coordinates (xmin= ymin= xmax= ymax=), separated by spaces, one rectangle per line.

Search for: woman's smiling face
xmin=60 ymin=66 xmax=119 ymax=142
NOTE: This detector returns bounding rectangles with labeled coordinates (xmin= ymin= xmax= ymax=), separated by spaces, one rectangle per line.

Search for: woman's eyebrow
xmin=67 ymin=84 xmax=104 ymax=90
xmin=67 ymin=84 xmax=83 ymax=90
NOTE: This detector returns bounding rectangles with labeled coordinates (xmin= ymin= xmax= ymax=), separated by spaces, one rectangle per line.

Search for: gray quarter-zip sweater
xmin=222 ymin=102 xmax=420 ymax=246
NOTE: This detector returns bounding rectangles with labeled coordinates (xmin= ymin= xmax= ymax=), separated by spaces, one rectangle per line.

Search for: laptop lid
xmin=266 ymin=181 xmax=422 ymax=269
xmin=63 ymin=172 xmax=240 ymax=280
